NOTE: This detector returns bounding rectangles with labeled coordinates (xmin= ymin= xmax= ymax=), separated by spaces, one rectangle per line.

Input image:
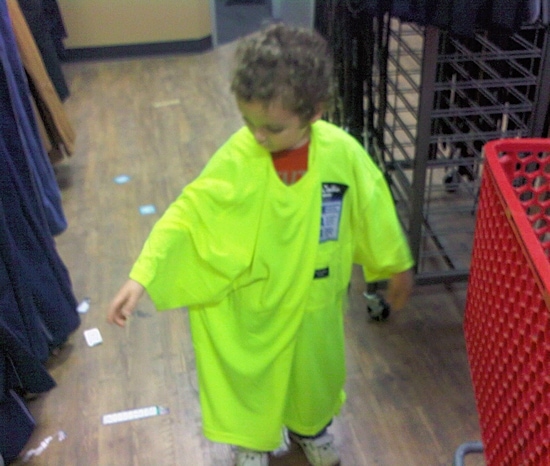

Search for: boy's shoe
xmin=289 ymin=432 xmax=341 ymax=466
xmin=234 ymin=447 xmax=269 ymax=466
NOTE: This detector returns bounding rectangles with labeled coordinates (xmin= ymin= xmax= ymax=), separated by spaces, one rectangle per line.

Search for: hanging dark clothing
xmin=0 ymin=390 xmax=37 ymax=464
xmin=1 ymin=0 xmax=67 ymax=235
xmin=42 ymin=0 xmax=67 ymax=58
xmin=15 ymin=0 xmax=68 ymax=100
xmin=427 ymin=0 xmax=528 ymax=37
xmin=0 ymin=0 xmax=79 ymax=461
xmin=343 ymin=0 xmax=530 ymax=37
xmin=8 ymin=0 xmax=75 ymax=165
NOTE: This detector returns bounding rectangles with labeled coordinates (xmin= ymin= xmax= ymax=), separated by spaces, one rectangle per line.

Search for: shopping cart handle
xmin=453 ymin=441 xmax=484 ymax=466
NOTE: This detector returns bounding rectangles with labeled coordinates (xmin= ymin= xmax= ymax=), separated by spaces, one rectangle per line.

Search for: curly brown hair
xmin=230 ymin=23 xmax=334 ymax=122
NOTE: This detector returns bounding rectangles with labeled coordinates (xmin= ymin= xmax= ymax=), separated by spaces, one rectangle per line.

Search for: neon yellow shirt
xmin=130 ymin=119 xmax=413 ymax=450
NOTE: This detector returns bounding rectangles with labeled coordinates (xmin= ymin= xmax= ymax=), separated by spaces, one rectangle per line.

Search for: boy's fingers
xmin=113 ymin=294 xmax=139 ymax=325
xmin=108 ymin=297 xmax=129 ymax=326
xmin=107 ymin=308 xmax=123 ymax=326
xmin=113 ymin=306 xmax=131 ymax=327
xmin=120 ymin=300 xmax=135 ymax=319
xmin=107 ymin=280 xmax=144 ymax=327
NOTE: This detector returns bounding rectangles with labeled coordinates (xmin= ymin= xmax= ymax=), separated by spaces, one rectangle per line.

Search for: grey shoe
xmin=235 ymin=447 xmax=269 ymax=466
xmin=289 ymin=432 xmax=341 ymax=466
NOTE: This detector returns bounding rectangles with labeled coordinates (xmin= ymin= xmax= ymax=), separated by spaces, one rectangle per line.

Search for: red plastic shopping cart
xmin=461 ymin=138 xmax=550 ymax=465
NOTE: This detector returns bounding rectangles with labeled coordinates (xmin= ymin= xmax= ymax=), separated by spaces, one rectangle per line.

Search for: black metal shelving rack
xmin=316 ymin=4 xmax=550 ymax=285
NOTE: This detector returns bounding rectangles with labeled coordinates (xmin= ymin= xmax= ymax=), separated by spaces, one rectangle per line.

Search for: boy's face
xmin=237 ymin=98 xmax=320 ymax=153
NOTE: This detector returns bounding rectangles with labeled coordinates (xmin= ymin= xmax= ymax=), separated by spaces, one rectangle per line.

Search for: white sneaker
xmin=289 ymin=432 xmax=341 ymax=466
xmin=234 ymin=447 xmax=269 ymax=466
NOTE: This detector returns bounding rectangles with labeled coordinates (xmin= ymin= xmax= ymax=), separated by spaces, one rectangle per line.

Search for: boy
xmin=108 ymin=24 xmax=414 ymax=466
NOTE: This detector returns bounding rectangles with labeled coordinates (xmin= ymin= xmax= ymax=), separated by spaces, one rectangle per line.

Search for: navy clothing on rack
xmin=17 ymin=0 xmax=69 ymax=100
xmin=345 ymin=0 xmax=530 ymax=37
xmin=0 ymin=0 xmax=79 ymax=461
xmin=1 ymin=0 xmax=67 ymax=236
xmin=0 ymin=391 xmax=37 ymax=464
xmin=42 ymin=0 xmax=68 ymax=57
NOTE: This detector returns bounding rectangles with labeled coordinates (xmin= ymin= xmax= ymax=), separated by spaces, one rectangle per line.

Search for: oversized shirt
xmin=130 ymin=119 xmax=413 ymax=451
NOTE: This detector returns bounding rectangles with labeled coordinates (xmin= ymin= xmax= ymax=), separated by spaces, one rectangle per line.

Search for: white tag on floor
xmin=83 ymin=328 xmax=103 ymax=347
xmin=77 ymin=298 xmax=90 ymax=314
xmin=102 ymin=406 xmax=169 ymax=425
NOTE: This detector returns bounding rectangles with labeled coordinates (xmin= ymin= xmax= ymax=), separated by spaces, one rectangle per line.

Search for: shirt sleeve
xmin=129 ymin=145 xmax=262 ymax=310
xmin=351 ymin=149 xmax=414 ymax=282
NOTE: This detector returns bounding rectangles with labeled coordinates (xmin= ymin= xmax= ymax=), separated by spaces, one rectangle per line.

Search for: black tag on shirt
xmin=314 ymin=267 xmax=330 ymax=279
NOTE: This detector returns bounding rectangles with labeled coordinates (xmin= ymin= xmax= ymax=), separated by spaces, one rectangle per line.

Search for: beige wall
xmin=57 ymin=0 xmax=211 ymax=48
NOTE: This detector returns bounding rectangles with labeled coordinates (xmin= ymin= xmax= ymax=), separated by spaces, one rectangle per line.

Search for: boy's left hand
xmin=386 ymin=268 xmax=414 ymax=311
xmin=107 ymin=279 xmax=145 ymax=327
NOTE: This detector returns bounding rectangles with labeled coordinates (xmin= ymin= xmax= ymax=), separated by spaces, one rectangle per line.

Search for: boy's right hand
xmin=107 ymin=279 xmax=145 ymax=327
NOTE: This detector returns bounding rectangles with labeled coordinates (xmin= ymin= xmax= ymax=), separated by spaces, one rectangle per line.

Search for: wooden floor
xmin=13 ymin=42 xmax=485 ymax=465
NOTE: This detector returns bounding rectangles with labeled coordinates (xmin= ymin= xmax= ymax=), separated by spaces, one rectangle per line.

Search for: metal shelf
xmin=316 ymin=5 xmax=550 ymax=284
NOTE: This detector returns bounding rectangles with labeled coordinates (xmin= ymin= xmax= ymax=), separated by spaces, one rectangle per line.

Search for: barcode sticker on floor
xmin=102 ymin=406 xmax=169 ymax=425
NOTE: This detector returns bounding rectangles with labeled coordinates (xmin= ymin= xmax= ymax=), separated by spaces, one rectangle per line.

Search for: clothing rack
xmin=316 ymin=2 xmax=550 ymax=285
xmin=0 ymin=2 xmax=79 ymax=462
